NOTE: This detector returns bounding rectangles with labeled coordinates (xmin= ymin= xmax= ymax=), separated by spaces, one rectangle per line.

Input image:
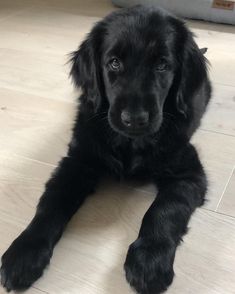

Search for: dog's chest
xmin=124 ymin=153 xmax=144 ymax=175
xmin=112 ymin=139 xmax=154 ymax=178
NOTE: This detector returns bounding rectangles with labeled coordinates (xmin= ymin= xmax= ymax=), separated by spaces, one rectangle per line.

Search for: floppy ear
xmin=200 ymin=47 xmax=208 ymax=55
xmin=70 ymin=23 xmax=105 ymax=112
xmin=175 ymin=30 xmax=208 ymax=117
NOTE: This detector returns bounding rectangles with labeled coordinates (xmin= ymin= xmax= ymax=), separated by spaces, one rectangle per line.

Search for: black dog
xmin=1 ymin=6 xmax=211 ymax=294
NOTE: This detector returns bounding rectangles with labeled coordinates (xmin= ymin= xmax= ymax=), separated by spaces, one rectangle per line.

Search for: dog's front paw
xmin=1 ymin=232 xmax=52 ymax=292
xmin=124 ymin=238 xmax=175 ymax=294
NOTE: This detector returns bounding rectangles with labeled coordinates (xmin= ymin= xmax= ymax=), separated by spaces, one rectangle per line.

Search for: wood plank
xmin=0 ymin=88 xmax=75 ymax=165
xmin=0 ymin=48 xmax=76 ymax=102
xmin=168 ymin=209 xmax=235 ymax=294
xmin=201 ymin=84 xmax=235 ymax=136
xmin=217 ymin=168 xmax=235 ymax=217
xmin=192 ymin=130 xmax=235 ymax=211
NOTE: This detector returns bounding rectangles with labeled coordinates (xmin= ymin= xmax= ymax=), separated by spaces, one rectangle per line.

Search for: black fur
xmin=1 ymin=6 xmax=211 ymax=294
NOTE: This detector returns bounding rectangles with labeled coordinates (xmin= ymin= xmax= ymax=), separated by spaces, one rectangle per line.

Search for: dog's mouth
xmin=111 ymin=124 xmax=160 ymax=139
xmin=119 ymin=129 xmax=150 ymax=138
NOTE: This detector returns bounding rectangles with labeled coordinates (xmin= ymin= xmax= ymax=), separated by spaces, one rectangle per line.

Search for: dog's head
xmin=70 ymin=6 xmax=208 ymax=138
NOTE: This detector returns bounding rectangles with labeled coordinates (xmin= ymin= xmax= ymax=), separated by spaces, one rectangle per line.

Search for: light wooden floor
xmin=0 ymin=1 xmax=235 ymax=293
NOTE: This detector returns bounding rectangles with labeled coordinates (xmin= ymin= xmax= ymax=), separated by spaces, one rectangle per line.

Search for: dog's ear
xmin=70 ymin=23 xmax=105 ymax=112
xmin=175 ymin=30 xmax=208 ymax=117
xmin=200 ymin=47 xmax=208 ymax=55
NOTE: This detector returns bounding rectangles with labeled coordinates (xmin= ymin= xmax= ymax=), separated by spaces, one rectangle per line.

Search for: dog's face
xmin=70 ymin=6 xmax=207 ymax=138
xmin=102 ymin=15 xmax=176 ymax=137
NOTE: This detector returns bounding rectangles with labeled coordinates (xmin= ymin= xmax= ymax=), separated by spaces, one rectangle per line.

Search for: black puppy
xmin=1 ymin=6 xmax=211 ymax=294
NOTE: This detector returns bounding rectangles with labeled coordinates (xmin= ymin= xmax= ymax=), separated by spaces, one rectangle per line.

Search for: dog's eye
xmin=109 ymin=58 xmax=121 ymax=71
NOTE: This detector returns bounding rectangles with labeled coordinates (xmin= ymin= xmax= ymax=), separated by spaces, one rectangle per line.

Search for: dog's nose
xmin=121 ymin=110 xmax=149 ymax=128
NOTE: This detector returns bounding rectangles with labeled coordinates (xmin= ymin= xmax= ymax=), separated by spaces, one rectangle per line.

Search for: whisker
xmin=86 ymin=111 xmax=108 ymax=123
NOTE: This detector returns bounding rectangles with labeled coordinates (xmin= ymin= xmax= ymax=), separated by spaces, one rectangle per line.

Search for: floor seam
xmin=199 ymin=128 xmax=235 ymax=138
xmin=212 ymin=209 xmax=235 ymax=220
xmin=200 ymin=206 xmax=235 ymax=221
xmin=11 ymin=152 xmax=58 ymax=168
xmin=32 ymin=286 xmax=50 ymax=294
xmin=215 ymin=165 xmax=235 ymax=212
xmin=0 ymin=85 xmax=77 ymax=105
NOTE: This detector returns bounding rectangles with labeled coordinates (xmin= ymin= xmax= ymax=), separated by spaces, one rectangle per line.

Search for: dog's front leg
xmin=1 ymin=153 xmax=100 ymax=292
xmin=124 ymin=145 xmax=207 ymax=294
